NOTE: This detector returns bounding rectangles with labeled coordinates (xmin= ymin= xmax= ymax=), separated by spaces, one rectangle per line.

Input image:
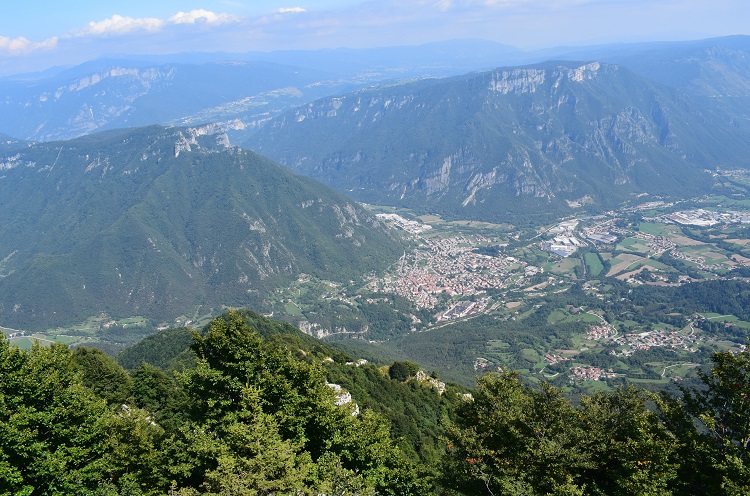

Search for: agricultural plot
xmin=616 ymin=266 xmax=651 ymax=281
xmin=545 ymin=257 xmax=580 ymax=275
xmin=726 ymin=238 xmax=750 ymax=245
xmin=547 ymin=307 xmax=601 ymax=325
xmin=584 ymin=253 xmax=604 ymax=276
xmin=284 ymin=302 xmax=303 ymax=315
xmin=616 ymin=259 xmax=671 ymax=281
xmin=703 ymin=251 xmax=733 ymax=265
xmin=637 ymin=222 xmax=676 ymax=236
xmin=616 ymin=238 xmax=650 ymax=254
xmin=669 ymin=234 xmax=705 ymax=246
xmin=9 ymin=337 xmax=34 ymax=349
xmin=607 ymin=253 xmax=644 ymax=276
xmin=7 ymin=332 xmax=84 ymax=349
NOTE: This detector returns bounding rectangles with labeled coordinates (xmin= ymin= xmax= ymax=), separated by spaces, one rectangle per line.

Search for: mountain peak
xmin=487 ymin=61 xmax=603 ymax=95
xmin=0 ymin=125 xmax=404 ymax=329
xmin=173 ymin=123 xmax=231 ymax=157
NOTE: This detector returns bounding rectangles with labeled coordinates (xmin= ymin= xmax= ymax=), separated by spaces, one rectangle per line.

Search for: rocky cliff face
xmin=6 ymin=66 xmax=177 ymax=141
xmin=246 ymin=61 xmax=750 ymax=222
xmin=173 ymin=123 xmax=231 ymax=157
xmin=486 ymin=63 xmax=601 ymax=95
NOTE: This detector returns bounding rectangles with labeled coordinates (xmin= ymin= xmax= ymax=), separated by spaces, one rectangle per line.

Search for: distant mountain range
xmin=0 ymin=60 xmax=361 ymax=142
xmin=4 ymin=36 xmax=750 ymax=145
xmin=245 ymin=59 xmax=750 ymax=222
xmin=564 ymin=35 xmax=750 ymax=99
xmin=2 ymin=38 xmax=750 ymax=329
xmin=0 ymin=40 xmax=527 ymax=143
xmin=0 ymin=125 xmax=403 ymax=328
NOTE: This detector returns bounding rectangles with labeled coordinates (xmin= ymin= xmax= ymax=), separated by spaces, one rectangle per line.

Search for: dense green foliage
xmin=0 ymin=311 xmax=428 ymax=494
xmin=0 ymin=125 xmax=404 ymax=329
xmin=660 ymin=350 xmax=750 ymax=494
xmin=117 ymin=310 xmax=461 ymax=472
xmin=326 ymin=362 xmax=461 ymax=469
xmin=117 ymin=327 xmax=196 ymax=371
xmin=446 ymin=375 xmax=676 ymax=495
xmin=388 ymin=361 xmax=420 ymax=382
xmin=445 ymin=354 xmax=750 ymax=495
xmin=2 ymin=310 xmax=750 ymax=494
xmin=72 ymin=347 xmax=134 ymax=405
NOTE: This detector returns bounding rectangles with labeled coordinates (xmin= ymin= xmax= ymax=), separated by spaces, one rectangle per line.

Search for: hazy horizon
xmin=1 ymin=0 xmax=748 ymax=76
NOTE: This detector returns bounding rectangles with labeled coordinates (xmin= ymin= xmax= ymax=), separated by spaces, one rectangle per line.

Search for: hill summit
xmin=0 ymin=124 xmax=403 ymax=328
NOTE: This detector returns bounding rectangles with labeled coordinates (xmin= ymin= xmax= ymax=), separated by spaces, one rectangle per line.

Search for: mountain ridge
xmin=3 ymin=36 xmax=750 ymax=147
xmin=245 ymin=60 xmax=750 ymax=222
xmin=0 ymin=124 xmax=404 ymax=329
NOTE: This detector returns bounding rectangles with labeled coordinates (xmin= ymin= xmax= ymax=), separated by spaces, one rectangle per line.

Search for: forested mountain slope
xmin=0 ymin=125 xmax=403 ymax=328
xmin=246 ymin=61 xmax=750 ymax=223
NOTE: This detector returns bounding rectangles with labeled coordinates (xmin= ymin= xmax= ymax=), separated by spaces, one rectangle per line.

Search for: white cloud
xmin=0 ymin=36 xmax=58 ymax=54
xmin=168 ymin=9 xmax=238 ymax=25
xmin=278 ymin=7 xmax=307 ymax=14
xmin=82 ymin=14 xmax=165 ymax=36
xmin=74 ymin=10 xmax=237 ymax=38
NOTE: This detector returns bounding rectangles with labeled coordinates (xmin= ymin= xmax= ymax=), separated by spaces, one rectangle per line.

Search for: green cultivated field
xmin=585 ymin=252 xmax=604 ymax=276
xmin=638 ymin=222 xmax=675 ymax=236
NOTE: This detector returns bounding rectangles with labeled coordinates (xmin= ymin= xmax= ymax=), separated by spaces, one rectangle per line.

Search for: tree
xmin=668 ymin=349 xmax=750 ymax=494
xmin=0 ymin=335 xmax=184 ymax=495
xmin=389 ymin=361 xmax=420 ymax=382
xmin=72 ymin=346 xmax=133 ymax=405
xmin=445 ymin=372 xmax=588 ymax=495
xmin=168 ymin=311 xmax=425 ymax=494
xmin=446 ymin=374 xmax=680 ymax=495
xmin=131 ymin=363 xmax=186 ymax=431
xmin=579 ymin=387 xmax=677 ymax=495
xmin=0 ymin=338 xmax=116 ymax=493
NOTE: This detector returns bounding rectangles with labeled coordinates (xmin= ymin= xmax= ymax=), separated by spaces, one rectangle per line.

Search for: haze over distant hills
xmin=0 ymin=40 xmax=526 ymax=143
xmin=0 ymin=60 xmax=357 ymax=142
xmin=0 ymin=124 xmax=403 ymax=329
xmin=3 ymin=36 xmax=750 ymax=146
xmin=561 ymin=35 xmax=750 ymax=99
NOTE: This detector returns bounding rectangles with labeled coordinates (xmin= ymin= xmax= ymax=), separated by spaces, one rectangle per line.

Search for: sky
xmin=1 ymin=0 xmax=748 ymax=75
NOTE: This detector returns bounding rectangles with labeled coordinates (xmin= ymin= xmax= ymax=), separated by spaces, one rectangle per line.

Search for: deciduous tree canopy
xmin=2 ymin=312 xmax=750 ymax=495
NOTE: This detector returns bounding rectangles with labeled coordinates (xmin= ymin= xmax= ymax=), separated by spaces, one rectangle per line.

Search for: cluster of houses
xmin=586 ymin=324 xmax=615 ymax=340
xmin=544 ymin=353 xmax=570 ymax=365
xmin=372 ymin=235 xmax=519 ymax=310
xmin=643 ymin=234 xmax=676 ymax=255
xmin=609 ymin=330 xmax=698 ymax=357
xmin=568 ymin=366 xmax=618 ymax=382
